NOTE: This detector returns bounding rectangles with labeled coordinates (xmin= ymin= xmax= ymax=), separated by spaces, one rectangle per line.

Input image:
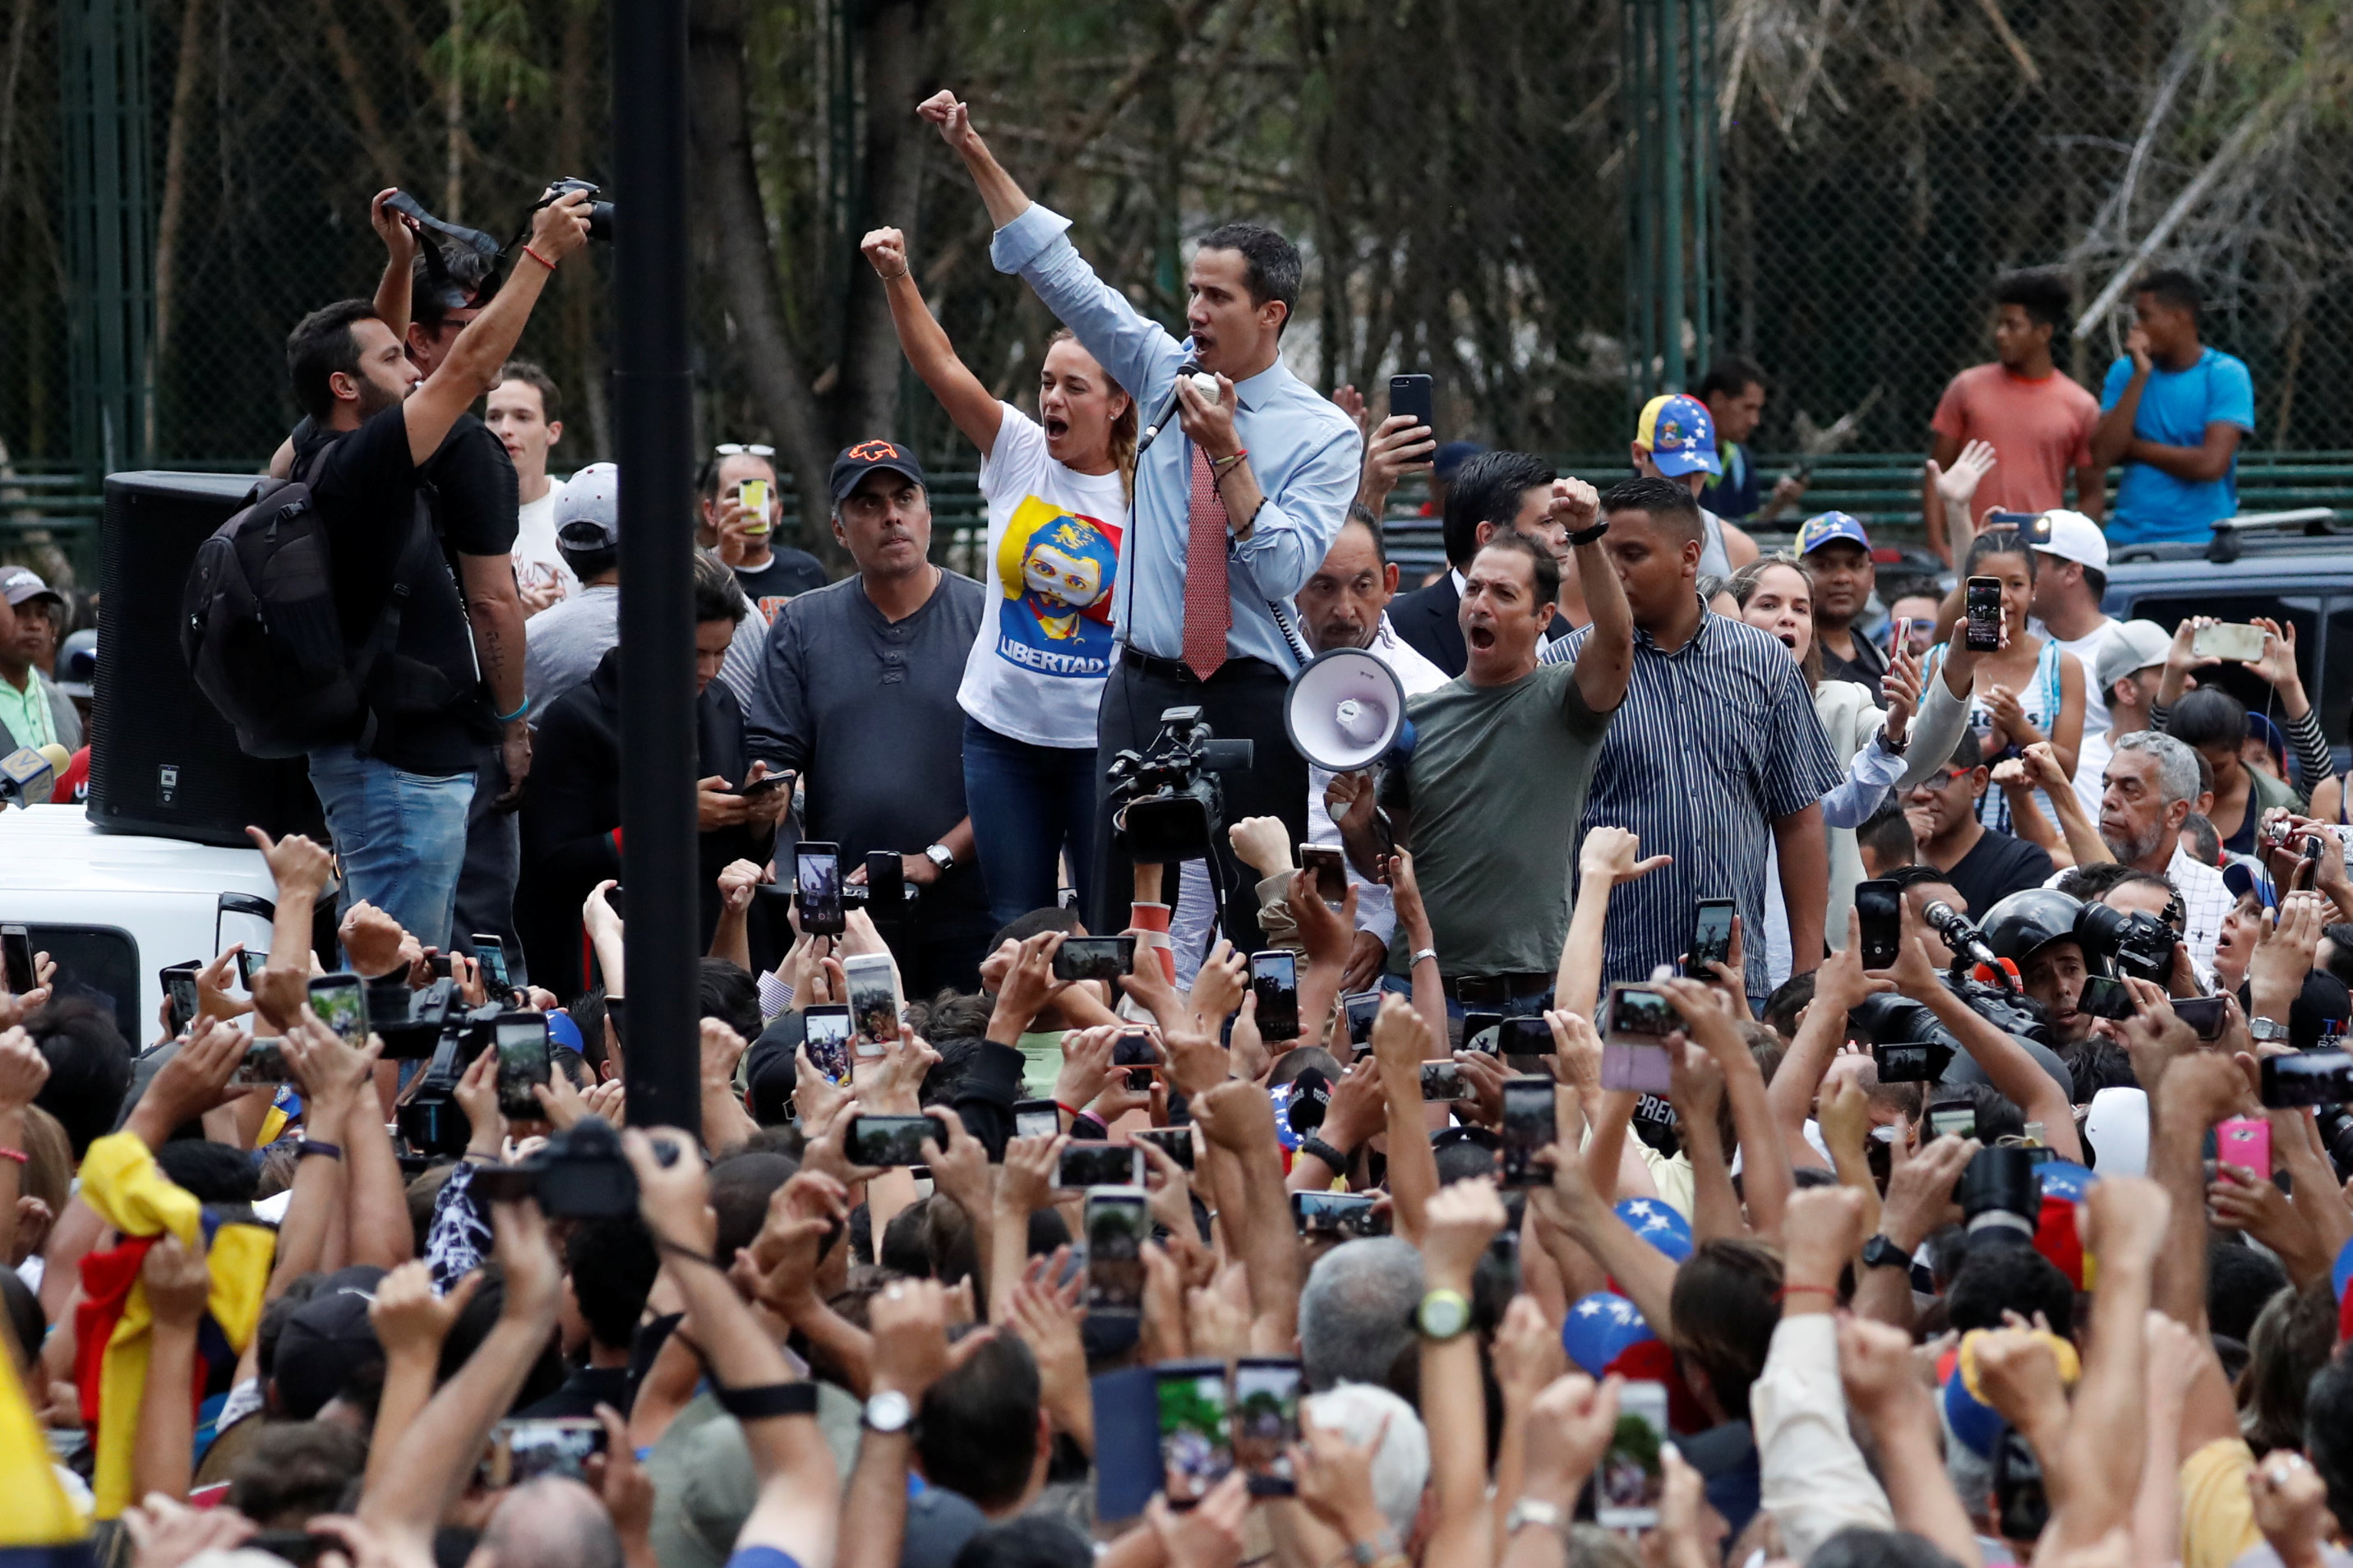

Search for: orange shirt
xmin=1930 ymin=362 xmax=2101 ymax=516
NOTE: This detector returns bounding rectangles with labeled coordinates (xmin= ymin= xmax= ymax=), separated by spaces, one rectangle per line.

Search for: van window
xmin=24 ymin=925 xmax=141 ymax=1044
xmin=2111 ymin=594 xmax=2323 ymax=739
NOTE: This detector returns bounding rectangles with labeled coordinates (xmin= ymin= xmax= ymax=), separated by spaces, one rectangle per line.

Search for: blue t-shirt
xmin=2097 ymin=346 xmax=2254 ymax=544
xmin=1700 ymin=442 xmax=1761 ymax=520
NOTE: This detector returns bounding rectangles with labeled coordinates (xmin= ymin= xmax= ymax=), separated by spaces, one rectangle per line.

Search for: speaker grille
xmin=86 ymin=471 xmax=322 ymax=846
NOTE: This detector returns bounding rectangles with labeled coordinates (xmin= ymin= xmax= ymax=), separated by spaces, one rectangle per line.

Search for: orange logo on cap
xmin=848 ymin=440 xmax=902 ymax=462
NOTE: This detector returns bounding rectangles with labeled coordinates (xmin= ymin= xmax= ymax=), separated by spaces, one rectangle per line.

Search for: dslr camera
xmin=1105 ymin=707 xmax=1253 ymax=862
xmin=469 ymin=1117 xmax=638 ymax=1218
xmin=534 ymin=178 xmax=613 ymax=242
xmin=2074 ymin=902 xmax=2176 ymax=985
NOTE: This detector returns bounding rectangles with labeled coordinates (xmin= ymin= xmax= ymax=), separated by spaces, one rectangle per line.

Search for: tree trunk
xmin=553 ymin=0 xmax=607 ymax=459
xmin=151 ymin=0 xmax=206 ymax=450
xmin=687 ymin=0 xmax=839 ymax=562
xmin=837 ymin=0 xmax=930 ymax=446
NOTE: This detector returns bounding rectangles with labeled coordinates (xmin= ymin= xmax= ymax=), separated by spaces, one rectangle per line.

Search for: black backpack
xmin=181 ymin=445 xmax=442 ymax=759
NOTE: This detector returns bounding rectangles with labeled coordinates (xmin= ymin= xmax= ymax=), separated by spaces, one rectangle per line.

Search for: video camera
xmin=1105 ymin=707 xmax=1253 ymax=863
xmin=1957 ymin=1145 xmax=2041 ymax=1243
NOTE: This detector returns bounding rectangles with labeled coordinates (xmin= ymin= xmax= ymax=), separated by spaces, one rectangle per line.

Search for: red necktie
xmin=1183 ymin=445 xmax=1230 ymax=681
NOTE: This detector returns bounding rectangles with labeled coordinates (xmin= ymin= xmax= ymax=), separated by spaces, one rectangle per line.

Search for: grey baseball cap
xmin=556 ymin=462 xmax=621 ymax=547
xmin=2093 ymin=619 xmax=2171 ymax=694
xmin=0 ymin=565 xmax=62 ymax=608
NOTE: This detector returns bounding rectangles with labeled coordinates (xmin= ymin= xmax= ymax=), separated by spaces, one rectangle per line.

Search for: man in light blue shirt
xmin=2091 ymin=269 xmax=2255 ymax=546
xmin=923 ymin=89 xmax=1360 ymax=947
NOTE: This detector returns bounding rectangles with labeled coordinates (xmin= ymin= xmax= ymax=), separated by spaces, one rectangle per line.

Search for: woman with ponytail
xmin=864 ymin=226 xmax=1135 ymax=925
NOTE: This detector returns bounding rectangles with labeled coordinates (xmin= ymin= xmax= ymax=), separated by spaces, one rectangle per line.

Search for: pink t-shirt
xmin=1929 ymin=362 xmax=2101 ymax=516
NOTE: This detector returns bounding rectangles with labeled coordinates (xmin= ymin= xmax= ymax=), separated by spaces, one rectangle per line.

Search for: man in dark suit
xmin=1387 ymin=450 xmax=1575 ymax=678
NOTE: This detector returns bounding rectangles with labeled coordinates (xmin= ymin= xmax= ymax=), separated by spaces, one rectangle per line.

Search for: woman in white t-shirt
xmin=865 ymin=226 xmax=1134 ymax=925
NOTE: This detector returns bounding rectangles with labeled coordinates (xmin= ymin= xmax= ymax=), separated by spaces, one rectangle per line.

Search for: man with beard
xmin=1336 ymin=484 xmax=1631 ymax=1006
xmin=279 ymin=190 xmax=591 ymax=950
xmin=2093 ymin=730 xmax=2229 ymax=969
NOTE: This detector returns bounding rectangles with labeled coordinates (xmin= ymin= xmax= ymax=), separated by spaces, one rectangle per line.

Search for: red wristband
xmin=1774 ymin=1283 xmax=1839 ymax=1303
xmin=0 ymin=1147 xmax=25 ymax=1165
xmin=1054 ymin=1102 xmax=1082 ymax=1122
xmin=523 ymin=243 xmax=557 ymax=272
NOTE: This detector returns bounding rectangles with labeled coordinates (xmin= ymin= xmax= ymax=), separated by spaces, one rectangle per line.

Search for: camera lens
xmin=1958 ymin=1146 xmax=2041 ymax=1231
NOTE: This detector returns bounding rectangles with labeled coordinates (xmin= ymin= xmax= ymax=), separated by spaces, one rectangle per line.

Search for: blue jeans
xmin=962 ymin=714 xmax=1098 ymax=929
xmin=307 ymin=745 xmax=476 ymax=952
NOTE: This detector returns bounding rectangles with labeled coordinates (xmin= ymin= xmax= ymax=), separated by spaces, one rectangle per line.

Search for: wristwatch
xmin=862 ymin=1387 xmax=913 ymax=1434
xmin=1860 ymin=1234 xmax=1912 ymax=1271
xmin=924 ymin=843 xmax=955 ymax=873
xmin=1505 ymin=1498 xmax=1567 ymax=1537
xmin=1415 ymin=1288 xmax=1471 ymax=1341
xmin=1566 ymin=519 xmax=1609 ymax=548
xmin=2250 ymin=1016 xmax=2291 ymax=1043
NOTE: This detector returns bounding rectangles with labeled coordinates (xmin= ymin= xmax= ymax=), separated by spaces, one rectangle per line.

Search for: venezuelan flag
xmin=69 ymin=1132 xmax=274 ymax=1519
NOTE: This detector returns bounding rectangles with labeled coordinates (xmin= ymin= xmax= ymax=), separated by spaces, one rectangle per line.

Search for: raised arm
xmin=358 ymin=1197 xmax=564 ymax=1558
xmin=1369 ymin=994 xmax=1442 ymax=1242
xmin=402 ymin=191 xmax=591 ymax=467
xmin=860 ymin=227 xmax=1006 ymax=457
xmin=1190 ymin=1081 xmax=1302 ymax=1350
xmin=368 ymin=190 xmax=420 ymax=344
xmin=918 ymin=90 xmax=1031 ymax=230
xmin=1557 ymin=482 xmax=1631 ymax=715
xmin=623 ymin=1128 xmax=839 ymax=1567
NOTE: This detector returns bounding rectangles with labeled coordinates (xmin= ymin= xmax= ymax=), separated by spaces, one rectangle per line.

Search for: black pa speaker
xmin=86 ymin=471 xmax=323 ymax=847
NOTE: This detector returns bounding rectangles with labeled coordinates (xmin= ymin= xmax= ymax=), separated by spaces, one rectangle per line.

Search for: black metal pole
xmin=611 ymin=0 xmax=699 ymax=1138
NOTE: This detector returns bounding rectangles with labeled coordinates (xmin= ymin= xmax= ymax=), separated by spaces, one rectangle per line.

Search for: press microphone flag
xmin=1283 ymin=647 xmax=1408 ymax=772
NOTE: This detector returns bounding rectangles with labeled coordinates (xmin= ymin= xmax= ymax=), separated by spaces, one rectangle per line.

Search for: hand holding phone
xmin=1964 ymin=577 xmax=2003 ymax=653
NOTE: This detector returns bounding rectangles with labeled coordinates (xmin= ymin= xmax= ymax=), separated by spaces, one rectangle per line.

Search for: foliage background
xmin=2 ymin=0 xmax=2351 ymax=551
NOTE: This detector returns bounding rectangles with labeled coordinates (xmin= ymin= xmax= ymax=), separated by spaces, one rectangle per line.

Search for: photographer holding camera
xmin=275 ymin=188 xmax=593 ymax=953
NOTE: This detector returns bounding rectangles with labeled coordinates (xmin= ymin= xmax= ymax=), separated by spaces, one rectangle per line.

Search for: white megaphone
xmin=1284 ymin=647 xmax=1407 ymax=772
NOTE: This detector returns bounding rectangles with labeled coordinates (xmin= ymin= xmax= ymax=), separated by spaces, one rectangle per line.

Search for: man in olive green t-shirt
xmin=1338 ymin=477 xmax=1632 ymax=993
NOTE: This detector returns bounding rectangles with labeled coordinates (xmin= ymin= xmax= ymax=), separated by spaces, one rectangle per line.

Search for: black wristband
xmin=297 ymin=1140 xmax=344 ymax=1161
xmin=1299 ymin=1136 xmax=1352 ymax=1173
xmin=711 ymin=1381 xmax=819 ymax=1420
xmin=1566 ymin=519 xmax=1609 ymax=547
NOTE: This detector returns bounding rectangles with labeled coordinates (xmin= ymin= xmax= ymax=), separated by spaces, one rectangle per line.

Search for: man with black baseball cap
xmin=745 ymin=440 xmax=994 ymax=993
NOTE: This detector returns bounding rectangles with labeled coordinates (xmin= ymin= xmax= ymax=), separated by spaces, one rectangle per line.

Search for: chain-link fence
xmin=3 ymin=0 xmax=2350 ymax=504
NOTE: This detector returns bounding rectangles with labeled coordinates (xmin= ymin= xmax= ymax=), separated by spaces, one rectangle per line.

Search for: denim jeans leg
xmin=965 ymin=716 xmax=1086 ymax=928
xmin=307 ymin=746 xmax=477 ymax=952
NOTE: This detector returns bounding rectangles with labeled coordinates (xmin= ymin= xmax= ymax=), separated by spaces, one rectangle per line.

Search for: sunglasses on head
xmin=714 ymin=443 xmax=775 ymax=458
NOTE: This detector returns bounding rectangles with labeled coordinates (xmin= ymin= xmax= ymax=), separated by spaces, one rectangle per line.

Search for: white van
xmin=0 ymin=804 xmax=276 ymax=1045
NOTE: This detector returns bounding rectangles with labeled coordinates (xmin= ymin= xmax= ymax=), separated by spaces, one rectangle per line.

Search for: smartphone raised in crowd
xmin=1013 ymin=1098 xmax=1061 ymax=1141
xmin=1083 ymin=1187 xmax=1151 ymax=1317
xmin=1387 ymin=373 xmax=1435 ymax=442
xmin=1419 ymin=1060 xmax=1465 ymax=1101
xmin=794 ymin=842 xmax=844 ymax=936
xmin=1054 ymin=935 xmax=1135 ymax=983
xmin=1112 ymin=1031 xmax=1157 ymax=1090
xmin=1290 ymin=1188 xmax=1386 ymax=1237
xmin=1594 ymin=1380 xmax=1669 ymax=1529
xmin=802 ymin=1003 xmax=852 ymax=1085
xmin=1059 ymin=1141 xmax=1144 ymax=1189
xmin=483 ymin=1417 xmax=607 ymax=1487
xmin=2172 ymin=995 xmax=2229 ymax=1041
xmin=229 ymin=1040 xmax=293 ymax=1087
xmin=1155 ymin=1359 xmax=1234 ymax=1507
xmin=2261 ymin=1050 xmax=2353 ymax=1109
xmin=1300 ymin=844 xmax=1347 ymax=904
xmin=1250 ymin=950 xmax=1300 ymax=1040
xmin=2217 ymin=1117 xmax=2271 ymax=1179
xmin=2 ymin=925 xmax=36 ymax=995
xmin=472 ymin=934 xmax=512 ymax=998
xmin=494 ymin=1011 xmax=552 ymax=1119
xmin=1232 ymin=1357 xmax=1303 ymax=1496
xmin=307 ymin=972 xmax=369 ymax=1044
xmin=1687 ymin=898 xmax=1735 ymax=975
xmin=1853 ymin=879 xmax=1903 ymax=970
xmin=1497 ymin=1015 xmax=1555 ymax=1058
xmin=161 ymin=962 xmax=201 ymax=1035
xmin=843 ymin=952 xmax=901 ymax=1056
xmin=1964 ymin=577 xmax=2004 ymax=653
xmin=2191 ymin=621 xmax=2268 ymax=663
xmin=1341 ymin=990 xmax=1382 ymax=1050
xmin=1600 ymin=983 xmax=1674 ymax=1093
xmin=845 ymin=1113 xmax=949 ymax=1168
xmin=1133 ymin=1125 xmax=1196 ymax=1172
xmin=1500 ymin=1076 xmax=1556 ymax=1187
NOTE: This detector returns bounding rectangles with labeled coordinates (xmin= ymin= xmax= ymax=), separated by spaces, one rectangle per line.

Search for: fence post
xmin=57 ymin=0 xmax=155 ymax=480
xmin=1622 ymin=0 xmax=1718 ymax=408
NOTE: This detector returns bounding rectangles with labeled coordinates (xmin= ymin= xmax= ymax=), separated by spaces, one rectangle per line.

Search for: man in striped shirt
xmin=1540 ymin=478 xmax=1843 ymax=998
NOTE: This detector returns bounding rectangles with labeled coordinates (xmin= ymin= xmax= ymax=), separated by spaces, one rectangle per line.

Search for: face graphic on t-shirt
xmin=994 ymin=500 xmax=1120 ymax=677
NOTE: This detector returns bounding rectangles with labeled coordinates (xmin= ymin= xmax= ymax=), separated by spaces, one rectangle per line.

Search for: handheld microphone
xmin=1923 ymin=899 xmax=2006 ymax=983
xmin=0 ymin=745 xmax=60 ymax=808
xmin=1136 ymin=359 xmax=1202 ymax=458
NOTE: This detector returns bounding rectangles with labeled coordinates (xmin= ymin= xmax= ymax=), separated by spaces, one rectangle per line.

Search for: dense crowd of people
xmin=0 ymin=75 xmax=2347 ymax=1568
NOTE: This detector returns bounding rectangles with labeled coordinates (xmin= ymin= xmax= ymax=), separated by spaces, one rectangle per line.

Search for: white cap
xmin=556 ymin=462 xmax=621 ymax=545
xmin=2092 ymin=619 xmax=2172 ymax=693
xmin=2082 ymin=1086 xmax=2149 ymax=1178
xmin=2030 ymin=509 xmax=2107 ymax=571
